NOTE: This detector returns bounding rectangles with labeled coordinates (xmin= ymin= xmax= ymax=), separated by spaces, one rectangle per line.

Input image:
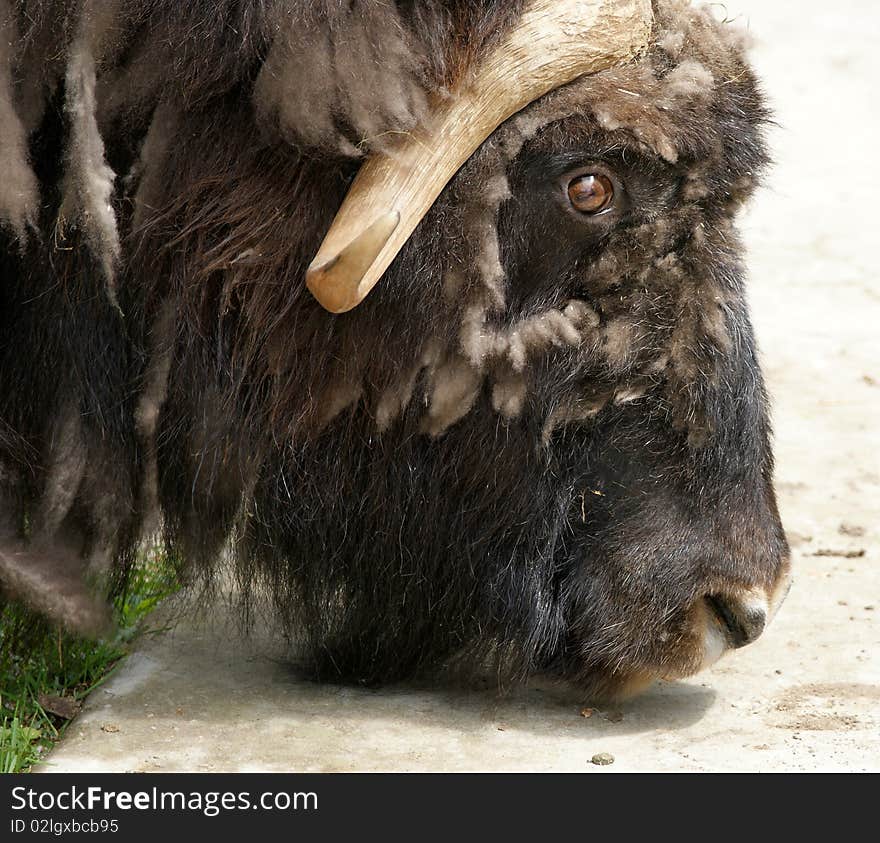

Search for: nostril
xmin=705 ymin=594 xmax=767 ymax=649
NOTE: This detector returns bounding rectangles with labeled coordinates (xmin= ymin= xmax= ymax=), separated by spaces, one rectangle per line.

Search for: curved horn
xmin=306 ymin=0 xmax=654 ymax=313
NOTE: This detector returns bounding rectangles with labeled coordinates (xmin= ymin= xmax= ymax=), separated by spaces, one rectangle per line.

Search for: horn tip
xmin=306 ymin=256 xmax=351 ymax=314
xmin=306 ymin=210 xmax=401 ymax=314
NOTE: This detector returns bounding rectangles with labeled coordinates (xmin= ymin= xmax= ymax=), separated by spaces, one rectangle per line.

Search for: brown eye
xmin=567 ymin=174 xmax=614 ymax=214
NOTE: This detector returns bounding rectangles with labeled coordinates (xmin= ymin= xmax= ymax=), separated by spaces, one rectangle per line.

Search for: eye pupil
xmin=567 ymin=174 xmax=614 ymax=214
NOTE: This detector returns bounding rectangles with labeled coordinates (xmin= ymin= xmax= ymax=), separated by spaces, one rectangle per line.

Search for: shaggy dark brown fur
xmin=0 ymin=0 xmax=789 ymax=698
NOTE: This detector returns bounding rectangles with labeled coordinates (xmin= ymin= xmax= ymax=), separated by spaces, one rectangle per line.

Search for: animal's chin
xmin=576 ymin=576 xmax=794 ymax=702
xmin=574 ymin=641 xmax=719 ymax=704
xmin=576 ymin=669 xmax=661 ymax=704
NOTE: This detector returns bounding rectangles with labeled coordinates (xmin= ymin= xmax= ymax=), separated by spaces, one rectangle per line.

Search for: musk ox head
xmin=0 ymin=0 xmax=791 ymax=700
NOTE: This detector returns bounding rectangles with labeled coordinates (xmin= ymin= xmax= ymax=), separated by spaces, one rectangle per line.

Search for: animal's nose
xmin=705 ymin=593 xmax=767 ymax=648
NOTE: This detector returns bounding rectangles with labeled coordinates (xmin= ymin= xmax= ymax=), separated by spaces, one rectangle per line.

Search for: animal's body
xmin=0 ymin=0 xmax=790 ymax=699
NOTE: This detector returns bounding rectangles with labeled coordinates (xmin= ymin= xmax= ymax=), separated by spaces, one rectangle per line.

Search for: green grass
xmin=0 ymin=545 xmax=179 ymax=773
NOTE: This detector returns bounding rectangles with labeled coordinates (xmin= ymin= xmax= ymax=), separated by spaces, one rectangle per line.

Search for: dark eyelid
xmin=557 ymin=160 xmax=617 ymax=184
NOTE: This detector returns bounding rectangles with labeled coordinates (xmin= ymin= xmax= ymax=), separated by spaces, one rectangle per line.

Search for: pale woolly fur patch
xmin=375 ymin=369 xmax=419 ymax=433
xmin=254 ymin=2 xmax=428 ymax=157
xmin=315 ymin=379 xmax=365 ymax=432
xmin=0 ymin=0 xmax=38 ymax=238
xmin=133 ymin=300 xmax=177 ymax=537
xmin=423 ymin=355 xmax=483 ymax=437
xmin=30 ymin=404 xmax=87 ymax=540
xmin=660 ymin=59 xmax=715 ymax=103
xmin=129 ymin=101 xmax=179 ymax=229
xmin=60 ymin=27 xmax=121 ymax=300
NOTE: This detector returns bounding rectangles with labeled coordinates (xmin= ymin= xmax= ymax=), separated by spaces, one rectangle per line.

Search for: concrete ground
xmin=39 ymin=0 xmax=879 ymax=772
